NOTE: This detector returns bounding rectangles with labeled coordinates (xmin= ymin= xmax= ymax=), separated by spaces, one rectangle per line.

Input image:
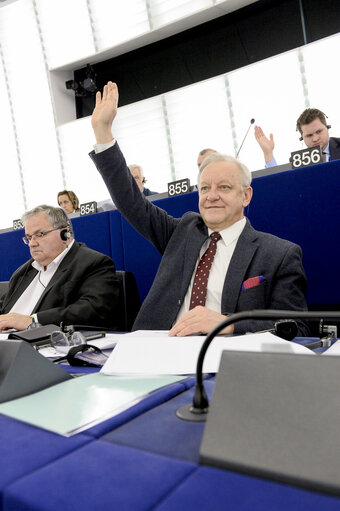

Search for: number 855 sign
xmin=167 ymin=178 xmax=190 ymax=197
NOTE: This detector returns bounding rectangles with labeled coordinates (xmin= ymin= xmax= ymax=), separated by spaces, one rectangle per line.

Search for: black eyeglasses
xmin=22 ymin=226 xmax=66 ymax=245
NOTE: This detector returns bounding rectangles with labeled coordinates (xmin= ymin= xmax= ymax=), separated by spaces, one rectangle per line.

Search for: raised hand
xmin=254 ymin=125 xmax=275 ymax=163
xmin=91 ymin=81 xmax=119 ymax=144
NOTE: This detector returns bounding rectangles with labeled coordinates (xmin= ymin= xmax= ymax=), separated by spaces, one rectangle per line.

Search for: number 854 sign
xmin=290 ymin=146 xmax=322 ymax=169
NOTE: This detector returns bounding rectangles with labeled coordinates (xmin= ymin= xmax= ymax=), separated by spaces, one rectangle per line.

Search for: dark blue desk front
xmin=1 ymin=374 xmax=340 ymax=510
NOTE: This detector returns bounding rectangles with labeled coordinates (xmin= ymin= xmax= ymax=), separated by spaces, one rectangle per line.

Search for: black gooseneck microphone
xmin=236 ymin=118 xmax=255 ymax=159
xmin=176 ymin=309 xmax=340 ymax=422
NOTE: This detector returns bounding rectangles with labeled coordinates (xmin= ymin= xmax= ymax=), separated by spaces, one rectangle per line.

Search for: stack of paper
xmin=100 ymin=331 xmax=319 ymax=376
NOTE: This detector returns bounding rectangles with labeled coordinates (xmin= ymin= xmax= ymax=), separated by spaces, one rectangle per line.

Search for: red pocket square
xmin=242 ymin=276 xmax=265 ymax=290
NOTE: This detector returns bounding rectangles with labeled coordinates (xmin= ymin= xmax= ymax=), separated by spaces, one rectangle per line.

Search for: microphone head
xmin=275 ymin=319 xmax=298 ymax=341
xmin=250 ymin=118 xmax=255 ymax=124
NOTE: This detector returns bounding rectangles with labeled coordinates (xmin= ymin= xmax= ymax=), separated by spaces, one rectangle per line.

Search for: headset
xmin=60 ymin=229 xmax=71 ymax=241
xmin=297 ymin=110 xmax=331 ymax=141
xmin=60 ymin=223 xmax=72 ymax=241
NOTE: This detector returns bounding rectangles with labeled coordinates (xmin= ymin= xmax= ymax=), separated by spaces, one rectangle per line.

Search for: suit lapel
xmin=221 ymin=220 xmax=258 ymax=313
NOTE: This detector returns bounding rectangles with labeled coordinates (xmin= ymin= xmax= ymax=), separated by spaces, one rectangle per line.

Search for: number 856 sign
xmin=290 ymin=146 xmax=322 ymax=169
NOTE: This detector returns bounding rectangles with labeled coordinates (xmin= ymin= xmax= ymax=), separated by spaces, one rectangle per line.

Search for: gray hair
xmin=198 ymin=152 xmax=252 ymax=189
xmin=22 ymin=205 xmax=74 ymax=237
xmin=128 ymin=164 xmax=144 ymax=176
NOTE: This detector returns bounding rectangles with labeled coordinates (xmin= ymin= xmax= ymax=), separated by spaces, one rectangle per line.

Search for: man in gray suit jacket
xmin=90 ymin=81 xmax=309 ymax=337
xmin=0 ymin=205 xmax=119 ymax=331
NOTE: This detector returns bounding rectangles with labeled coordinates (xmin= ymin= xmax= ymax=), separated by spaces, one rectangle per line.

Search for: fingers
xmin=108 ymin=81 xmax=119 ymax=107
xmin=102 ymin=84 xmax=108 ymax=101
xmin=0 ymin=313 xmax=32 ymax=331
xmin=169 ymin=307 xmax=234 ymax=337
xmin=95 ymin=90 xmax=102 ymax=107
xmin=254 ymin=125 xmax=265 ymax=140
xmin=96 ymin=82 xmax=119 ymax=105
xmin=169 ymin=308 xmax=202 ymax=337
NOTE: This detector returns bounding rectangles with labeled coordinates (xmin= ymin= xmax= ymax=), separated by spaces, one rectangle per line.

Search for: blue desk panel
xmin=0 ymin=415 xmax=91 ymax=510
xmin=248 ymin=161 xmax=340 ymax=307
xmin=101 ymin=379 xmax=215 ymax=463
xmin=3 ymin=441 xmax=196 ymax=511
xmin=0 ymin=229 xmax=30 ymax=281
xmin=71 ymin=211 xmax=113 ymax=259
xmin=155 ymin=466 xmax=340 ymax=511
xmin=3 ymin=377 xmax=338 ymax=511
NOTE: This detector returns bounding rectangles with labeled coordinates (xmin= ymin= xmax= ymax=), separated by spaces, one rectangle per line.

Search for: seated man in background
xmin=0 ymin=205 xmax=119 ymax=331
xmin=97 ymin=163 xmax=158 ymax=211
xmin=57 ymin=189 xmax=80 ymax=214
xmin=89 ymin=81 xmax=309 ymax=337
xmin=197 ymin=148 xmax=216 ymax=168
xmin=128 ymin=164 xmax=158 ymax=196
xmin=255 ymin=108 xmax=340 ymax=167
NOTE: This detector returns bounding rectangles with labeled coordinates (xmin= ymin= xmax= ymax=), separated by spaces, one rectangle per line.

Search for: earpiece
xmin=60 ymin=229 xmax=71 ymax=241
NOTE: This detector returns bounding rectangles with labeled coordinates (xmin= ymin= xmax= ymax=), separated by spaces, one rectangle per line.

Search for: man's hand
xmin=91 ymin=81 xmax=119 ymax=145
xmin=168 ymin=306 xmax=234 ymax=337
xmin=254 ymin=125 xmax=275 ymax=163
xmin=0 ymin=312 xmax=33 ymax=332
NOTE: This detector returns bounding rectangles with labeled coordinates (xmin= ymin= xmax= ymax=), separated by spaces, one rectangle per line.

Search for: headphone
xmin=60 ymin=224 xmax=72 ymax=241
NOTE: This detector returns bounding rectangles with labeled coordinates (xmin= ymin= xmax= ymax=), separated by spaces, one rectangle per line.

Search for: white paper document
xmin=101 ymin=331 xmax=315 ymax=376
xmin=322 ymin=338 xmax=340 ymax=356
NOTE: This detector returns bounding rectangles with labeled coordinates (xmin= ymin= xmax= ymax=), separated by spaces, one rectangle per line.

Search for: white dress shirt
xmin=10 ymin=240 xmax=74 ymax=317
xmin=175 ymin=217 xmax=246 ymax=322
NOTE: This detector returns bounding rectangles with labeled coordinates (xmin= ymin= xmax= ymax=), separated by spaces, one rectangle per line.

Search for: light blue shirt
xmin=265 ymin=158 xmax=278 ymax=168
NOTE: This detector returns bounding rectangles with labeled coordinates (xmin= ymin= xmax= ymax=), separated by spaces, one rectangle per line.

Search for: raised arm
xmin=254 ymin=125 xmax=275 ymax=164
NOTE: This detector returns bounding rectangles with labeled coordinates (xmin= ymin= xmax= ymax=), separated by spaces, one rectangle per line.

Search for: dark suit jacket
xmin=0 ymin=242 xmax=120 ymax=329
xmin=329 ymin=137 xmax=340 ymax=161
xmin=90 ymin=143 xmax=309 ymax=335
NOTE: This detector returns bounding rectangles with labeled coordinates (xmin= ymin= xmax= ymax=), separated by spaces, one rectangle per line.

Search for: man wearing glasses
xmin=0 ymin=205 xmax=119 ymax=331
xmin=128 ymin=164 xmax=157 ymax=197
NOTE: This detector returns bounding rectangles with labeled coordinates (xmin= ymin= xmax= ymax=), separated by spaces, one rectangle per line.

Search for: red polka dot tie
xmin=189 ymin=232 xmax=222 ymax=310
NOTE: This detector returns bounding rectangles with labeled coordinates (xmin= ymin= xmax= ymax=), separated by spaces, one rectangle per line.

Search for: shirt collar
xmin=32 ymin=239 xmax=74 ymax=271
xmin=208 ymin=217 xmax=246 ymax=247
